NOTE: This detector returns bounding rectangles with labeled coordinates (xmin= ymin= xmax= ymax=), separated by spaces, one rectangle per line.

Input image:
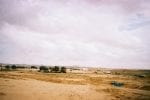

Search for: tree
xmin=5 ymin=65 xmax=10 ymax=70
xmin=39 ymin=66 xmax=49 ymax=72
xmin=31 ymin=66 xmax=37 ymax=69
xmin=11 ymin=65 xmax=16 ymax=70
xmin=61 ymin=67 xmax=66 ymax=73
xmin=52 ymin=66 xmax=60 ymax=72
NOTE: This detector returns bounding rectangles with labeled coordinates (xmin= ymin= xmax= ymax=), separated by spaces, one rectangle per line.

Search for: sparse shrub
xmin=111 ymin=81 xmax=124 ymax=87
xmin=134 ymin=74 xmax=146 ymax=78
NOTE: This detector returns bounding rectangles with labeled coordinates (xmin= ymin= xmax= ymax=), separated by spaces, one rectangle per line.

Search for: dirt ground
xmin=0 ymin=70 xmax=150 ymax=100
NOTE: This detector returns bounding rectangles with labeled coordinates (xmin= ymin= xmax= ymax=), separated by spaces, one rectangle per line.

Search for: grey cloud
xmin=120 ymin=14 xmax=150 ymax=31
xmin=0 ymin=0 xmax=150 ymax=69
xmin=0 ymin=0 xmax=41 ymax=28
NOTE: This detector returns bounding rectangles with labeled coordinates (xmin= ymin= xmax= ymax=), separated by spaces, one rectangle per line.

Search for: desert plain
xmin=0 ymin=69 xmax=150 ymax=100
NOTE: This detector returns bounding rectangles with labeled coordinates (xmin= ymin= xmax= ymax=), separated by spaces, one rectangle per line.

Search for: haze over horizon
xmin=0 ymin=0 xmax=150 ymax=69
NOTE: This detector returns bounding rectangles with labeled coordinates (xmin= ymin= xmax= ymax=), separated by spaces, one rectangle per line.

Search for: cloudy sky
xmin=0 ymin=0 xmax=150 ymax=69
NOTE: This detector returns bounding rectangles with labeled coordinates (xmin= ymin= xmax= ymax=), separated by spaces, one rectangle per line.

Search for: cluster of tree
xmin=1 ymin=64 xmax=67 ymax=73
xmin=39 ymin=66 xmax=49 ymax=73
xmin=4 ymin=65 xmax=17 ymax=70
xmin=39 ymin=66 xmax=66 ymax=73
xmin=1 ymin=65 xmax=29 ymax=71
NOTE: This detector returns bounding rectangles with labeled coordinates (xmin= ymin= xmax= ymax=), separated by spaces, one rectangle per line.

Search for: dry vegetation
xmin=0 ymin=69 xmax=150 ymax=100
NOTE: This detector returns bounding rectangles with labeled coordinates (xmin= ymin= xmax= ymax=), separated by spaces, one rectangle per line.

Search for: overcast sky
xmin=0 ymin=0 xmax=150 ymax=69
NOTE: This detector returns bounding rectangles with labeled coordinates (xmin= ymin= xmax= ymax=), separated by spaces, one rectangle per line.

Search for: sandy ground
xmin=0 ymin=70 xmax=150 ymax=100
xmin=0 ymin=78 xmax=111 ymax=100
